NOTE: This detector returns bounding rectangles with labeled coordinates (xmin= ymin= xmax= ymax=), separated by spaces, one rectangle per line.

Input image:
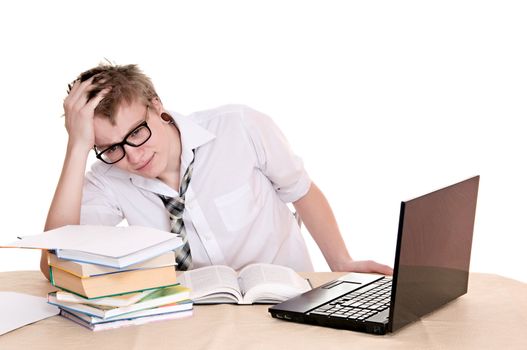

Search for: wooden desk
xmin=0 ymin=271 xmax=526 ymax=349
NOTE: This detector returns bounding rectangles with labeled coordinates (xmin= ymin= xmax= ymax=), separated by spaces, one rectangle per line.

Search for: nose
xmin=124 ymin=145 xmax=144 ymax=164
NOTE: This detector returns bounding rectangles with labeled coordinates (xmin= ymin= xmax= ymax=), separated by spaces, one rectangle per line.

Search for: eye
xmin=106 ymin=145 xmax=120 ymax=154
xmin=130 ymin=129 xmax=141 ymax=137
xmin=129 ymin=126 xmax=147 ymax=139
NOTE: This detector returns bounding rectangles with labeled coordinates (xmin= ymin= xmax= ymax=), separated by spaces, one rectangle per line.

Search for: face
xmin=93 ymin=99 xmax=180 ymax=179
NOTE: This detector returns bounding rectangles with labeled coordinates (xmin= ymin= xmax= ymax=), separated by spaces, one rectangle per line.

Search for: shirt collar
xmin=170 ymin=110 xmax=215 ymax=170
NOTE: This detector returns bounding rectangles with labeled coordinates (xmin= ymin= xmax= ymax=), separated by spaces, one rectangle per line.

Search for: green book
xmin=54 ymin=289 xmax=159 ymax=307
xmin=48 ymin=285 xmax=191 ymax=319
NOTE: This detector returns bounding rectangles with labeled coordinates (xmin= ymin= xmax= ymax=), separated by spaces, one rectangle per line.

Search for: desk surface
xmin=0 ymin=271 xmax=526 ymax=350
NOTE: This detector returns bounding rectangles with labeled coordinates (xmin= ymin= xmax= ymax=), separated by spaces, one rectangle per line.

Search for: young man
xmin=40 ymin=64 xmax=392 ymax=280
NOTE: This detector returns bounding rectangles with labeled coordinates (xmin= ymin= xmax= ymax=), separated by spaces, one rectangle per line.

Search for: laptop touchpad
xmin=322 ymin=281 xmax=360 ymax=289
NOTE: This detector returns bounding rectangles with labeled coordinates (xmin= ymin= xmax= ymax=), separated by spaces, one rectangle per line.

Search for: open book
xmin=178 ymin=263 xmax=311 ymax=305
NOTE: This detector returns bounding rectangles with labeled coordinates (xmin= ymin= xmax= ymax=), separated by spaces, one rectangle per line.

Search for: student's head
xmin=72 ymin=63 xmax=159 ymax=124
xmin=73 ymin=63 xmax=181 ymax=180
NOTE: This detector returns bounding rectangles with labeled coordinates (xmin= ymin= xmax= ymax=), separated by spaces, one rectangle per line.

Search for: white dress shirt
xmin=80 ymin=104 xmax=314 ymax=271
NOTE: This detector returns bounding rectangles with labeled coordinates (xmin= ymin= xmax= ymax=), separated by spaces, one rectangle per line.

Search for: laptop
xmin=269 ymin=176 xmax=479 ymax=335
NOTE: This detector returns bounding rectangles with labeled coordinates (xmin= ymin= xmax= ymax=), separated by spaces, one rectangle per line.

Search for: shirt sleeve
xmin=80 ymin=169 xmax=124 ymax=226
xmin=241 ymin=105 xmax=311 ymax=203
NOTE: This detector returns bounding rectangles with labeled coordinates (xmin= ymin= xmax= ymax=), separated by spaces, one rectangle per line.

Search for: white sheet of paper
xmin=2 ymin=225 xmax=177 ymax=257
xmin=0 ymin=292 xmax=59 ymax=335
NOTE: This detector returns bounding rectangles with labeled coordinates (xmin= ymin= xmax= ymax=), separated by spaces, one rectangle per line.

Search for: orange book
xmin=50 ymin=265 xmax=178 ymax=299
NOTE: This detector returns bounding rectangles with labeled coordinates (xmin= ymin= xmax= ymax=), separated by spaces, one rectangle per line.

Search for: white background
xmin=0 ymin=1 xmax=525 ymax=282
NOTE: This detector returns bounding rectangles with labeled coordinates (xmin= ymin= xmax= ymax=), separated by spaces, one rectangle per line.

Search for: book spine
xmin=51 ymin=301 xmax=104 ymax=318
xmin=49 ymin=266 xmax=56 ymax=286
xmin=59 ymin=309 xmax=95 ymax=331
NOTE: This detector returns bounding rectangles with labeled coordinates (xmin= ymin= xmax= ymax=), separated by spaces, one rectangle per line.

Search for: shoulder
xmin=169 ymin=104 xmax=280 ymax=146
xmin=189 ymin=104 xmax=277 ymax=135
xmin=187 ymin=104 xmax=266 ymax=124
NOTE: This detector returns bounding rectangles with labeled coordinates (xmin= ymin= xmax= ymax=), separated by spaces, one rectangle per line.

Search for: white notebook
xmin=4 ymin=225 xmax=183 ymax=268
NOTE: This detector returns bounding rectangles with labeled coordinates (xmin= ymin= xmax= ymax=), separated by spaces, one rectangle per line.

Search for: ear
xmin=150 ymin=97 xmax=164 ymax=114
xmin=150 ymin=97 xmax=174 ymax=124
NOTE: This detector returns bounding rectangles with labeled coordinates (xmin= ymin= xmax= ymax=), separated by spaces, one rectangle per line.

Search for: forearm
xmin=42 ymin=76 xmax=109 ymax=280
xmin=45 ymin=143 xmax=89 ymax=230
xmin=293 ymin=182 xmax=352 ymax=271
xmin=41 ymin=143 xmax=90 ymax=280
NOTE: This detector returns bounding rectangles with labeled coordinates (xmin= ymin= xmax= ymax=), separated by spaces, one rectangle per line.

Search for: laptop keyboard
xmin=309 ymin=277 xmax=392 ymax=321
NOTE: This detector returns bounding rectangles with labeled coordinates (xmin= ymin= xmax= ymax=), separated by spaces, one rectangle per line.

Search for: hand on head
xmin=63 ymin=75 xmax=111 ymax=152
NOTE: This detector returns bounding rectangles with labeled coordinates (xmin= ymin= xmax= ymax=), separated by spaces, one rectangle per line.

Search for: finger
xmin=64 ymin=79 xmax=81 ymax=107
xmin=353 ymin=260 xmax=393 ymax=275
xmin=79 ymin=75 xmax=109 ymax=105
xmin=64 ymin=79 xmax=89 ymax=110
xmin=371 ymin=262 xmax=393 ymax=276
xmin=68 ymin=76 xmax=107 ymax=111
xmin=85 ymin=86 xmax=112 ymax=111
xmin=68 ymin=78 xmax=80 ymax=92
xmin=379 ymin=264 xmax=394 ymax=276
xmin=68 ymin=75 xmax=98 ymax=103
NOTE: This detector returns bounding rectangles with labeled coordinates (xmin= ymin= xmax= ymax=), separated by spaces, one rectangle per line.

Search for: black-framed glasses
xmin=94 ymin=106 xmax=152 ymax=164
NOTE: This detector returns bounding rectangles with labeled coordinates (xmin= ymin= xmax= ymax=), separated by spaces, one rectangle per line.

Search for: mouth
xmin=135 ymin=154 xmax=155 ymax=172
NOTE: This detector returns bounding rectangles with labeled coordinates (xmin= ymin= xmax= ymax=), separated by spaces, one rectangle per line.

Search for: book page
xmin=179 ymin=265 xmax=242 ymax=302
xmin=0 ymin=292 xmax=59 ymax=335
xmin=238 ymin=264 xmax=311 ymax=303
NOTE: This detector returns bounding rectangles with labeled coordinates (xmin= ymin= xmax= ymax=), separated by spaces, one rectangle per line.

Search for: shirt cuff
xmin=275 ymin=171 xmax=312 ymax=203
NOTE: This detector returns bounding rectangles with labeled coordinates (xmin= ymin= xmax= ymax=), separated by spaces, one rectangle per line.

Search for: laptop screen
xmin=389 ymin=176 xmax=479 ymax=332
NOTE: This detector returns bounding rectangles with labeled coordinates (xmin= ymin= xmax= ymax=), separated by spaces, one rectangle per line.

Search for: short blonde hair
xmin=70 ymin=63 xmax=159 ymax=124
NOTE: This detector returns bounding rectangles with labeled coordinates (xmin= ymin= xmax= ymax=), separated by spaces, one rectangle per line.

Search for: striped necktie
xmin=159 ymin=150 xmax=196 ymax=271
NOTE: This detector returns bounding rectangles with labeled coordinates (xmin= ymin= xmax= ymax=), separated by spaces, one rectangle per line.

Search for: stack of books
xmin=5 ymin=225 xmax=192 ymax=331
xmin=46 ymin=251 xmax=192 ymax=331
